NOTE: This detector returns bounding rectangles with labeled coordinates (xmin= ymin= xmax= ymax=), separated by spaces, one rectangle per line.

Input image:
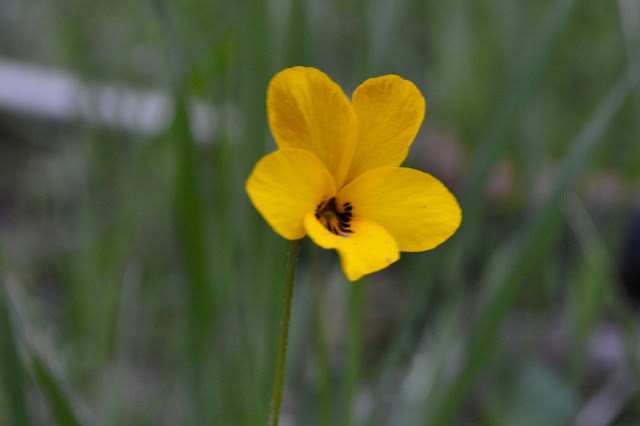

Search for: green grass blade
xmin=154 ymin=0 xmax=212 ymax=421
xmin=237 ymin=1 xmax=276 ymax=421
xmin=372 ymin=0 xmax=582 ymax=384
xmin=285 ymin=0 xmax=309 ymax=66
xmin=459 ymin=0 xmax=579 ymax=216
xmin=31 ymin=353 xmax=82 ymax=426
xmin=425 ymin=59 xmax=640 ymax=425
xmin=0 ymin=277 xmax=29 ymax=426
xmin=312 ymin=279 xmax=332 ymax=424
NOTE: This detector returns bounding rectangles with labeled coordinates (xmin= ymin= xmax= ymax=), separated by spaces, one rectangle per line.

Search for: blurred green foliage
xmin=1 ymin=0 xmax=640 ymax=424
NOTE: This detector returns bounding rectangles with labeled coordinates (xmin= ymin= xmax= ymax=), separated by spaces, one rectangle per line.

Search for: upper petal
xmin=246 ymin=149 xmax=337 ymax=240
xmin=338 ymin=167 xmax=461 ymax=252
xmin=345 ymin=75 xmax=426 ymax=183
xmin=267 ymin=67 xmax=358 ymax=188
xmin=303 ymin=211 xmax=399 ymax=281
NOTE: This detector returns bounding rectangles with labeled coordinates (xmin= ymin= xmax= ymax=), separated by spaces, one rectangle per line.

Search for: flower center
xmin=315 ymin=197 xmax=353 ymax=236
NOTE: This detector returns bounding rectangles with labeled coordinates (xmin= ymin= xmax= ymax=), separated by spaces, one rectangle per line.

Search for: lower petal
xmin=303 ymin=212 xmax=399 ymax=281
xmin=338 ymin=167 xmax=461 ymax=252
xmin=246 ymin=150 xmax=336 ymax=240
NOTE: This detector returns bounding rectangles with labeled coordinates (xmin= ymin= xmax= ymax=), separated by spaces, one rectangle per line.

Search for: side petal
xmin=267 ymin=67 xmax=358 ymax=188
xmin=345 ymin=75 xmax=426 ymax=183
xmin=303 ymin=212 xmax=399 ymax=281
xmin=338 ymin=167 xmax=461 ymax=252
xmin=246 ymin=150 xmax=337 ymax=240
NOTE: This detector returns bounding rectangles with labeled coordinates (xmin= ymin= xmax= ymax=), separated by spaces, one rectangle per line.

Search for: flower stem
xmin=268 ymin=239 xmax=300 ymax=426
xmin=345 ymin=281 xmax=363 ymax=425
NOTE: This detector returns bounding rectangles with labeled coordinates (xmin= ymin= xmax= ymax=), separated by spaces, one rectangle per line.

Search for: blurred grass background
xmin=1 ymin=0 xmax=640 ymax=424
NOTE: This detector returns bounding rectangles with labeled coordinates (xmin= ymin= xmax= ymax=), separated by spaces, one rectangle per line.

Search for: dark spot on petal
xmin=315 ymin=197 xmax=357 ymax=235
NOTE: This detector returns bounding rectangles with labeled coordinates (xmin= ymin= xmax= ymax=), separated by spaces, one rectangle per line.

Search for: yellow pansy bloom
xmin=246 ymin=67 xmax=462 ymax=281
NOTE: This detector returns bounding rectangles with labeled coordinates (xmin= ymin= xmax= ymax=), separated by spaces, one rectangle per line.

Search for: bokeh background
xmin=1 ymin=0 xmax=640 ymax=424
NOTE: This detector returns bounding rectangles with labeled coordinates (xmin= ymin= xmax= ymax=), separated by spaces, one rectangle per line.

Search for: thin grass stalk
xmin=345 ymin=282 xmax=363 ymax=425
xmin=268 ymin=239 xmax=301 ymax=426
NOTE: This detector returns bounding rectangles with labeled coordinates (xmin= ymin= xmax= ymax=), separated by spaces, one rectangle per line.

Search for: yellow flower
xmin=246 ymin=67 xmax=462 ymax=281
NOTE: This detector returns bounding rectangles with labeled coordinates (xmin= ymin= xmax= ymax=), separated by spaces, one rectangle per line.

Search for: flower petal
xmin=303 ymin=212 xmax=399 ymax=281
xmin=267 ymin=67 xmax=358 ymax=188
xmin=345 ymin=75 xmax=426 ymax=183
xmin=246 ymin=150 xmax=337 ymax=240
xmin=338 ymin=167 xmax=461 ymax=252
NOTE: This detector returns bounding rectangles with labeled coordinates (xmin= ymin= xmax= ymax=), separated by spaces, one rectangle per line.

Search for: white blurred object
xmin=618 ymin=0 xmax=640 ymax=46
xmin=0 ymin=57 xmax=219 ymax=142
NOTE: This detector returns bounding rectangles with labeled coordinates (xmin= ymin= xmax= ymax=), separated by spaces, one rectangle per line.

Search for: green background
xmin=1 ymin=0 xmax=640 ymax=424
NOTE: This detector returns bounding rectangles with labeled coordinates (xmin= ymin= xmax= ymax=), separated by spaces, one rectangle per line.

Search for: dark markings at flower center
xmin=315 ymin=197 xmax=353 ymax=236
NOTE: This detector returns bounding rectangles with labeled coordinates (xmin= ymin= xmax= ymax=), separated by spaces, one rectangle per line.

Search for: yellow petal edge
xmin=303 ymin=212 xmax=400 ymax=281
xmin=246 ymin=149 xmax=337 ymax=240
xmin=338 ymin=167 xmax=461 ymax=252
xmin=345 ymin=75 xmax=426 ymax=184
xmin=267 ymin=67 xmax=358 ymax=188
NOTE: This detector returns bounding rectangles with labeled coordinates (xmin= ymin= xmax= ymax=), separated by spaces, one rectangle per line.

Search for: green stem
xmin=345 ymin=281 xmax=363 ymax=426
xmin=268 ymin=239 xmax=301 ymax=426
